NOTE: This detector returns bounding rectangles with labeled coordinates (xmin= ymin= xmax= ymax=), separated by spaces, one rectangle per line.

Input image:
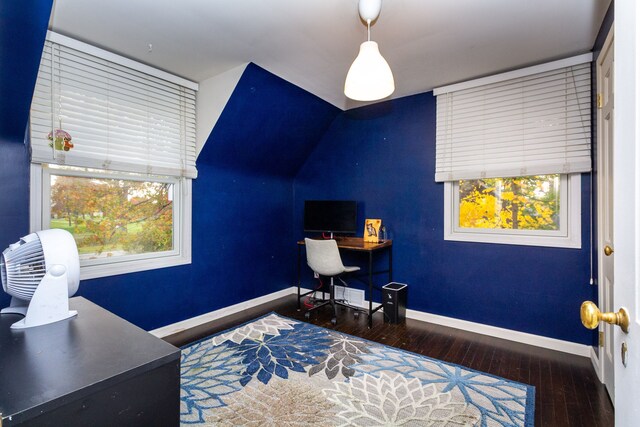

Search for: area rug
xmin=180 ymin=313 xmax=534 ymax=426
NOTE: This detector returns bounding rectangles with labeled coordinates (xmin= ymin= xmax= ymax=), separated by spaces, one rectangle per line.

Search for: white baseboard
xmin=149 ymin=286 xmax=300 ymax=338
xmin=590 ymin=345 xmax=604 ymax=382
xmin=150 ymin=286 xmax=590 ymax=357
xmin=406 ymin=309 xmax=591 ymax=357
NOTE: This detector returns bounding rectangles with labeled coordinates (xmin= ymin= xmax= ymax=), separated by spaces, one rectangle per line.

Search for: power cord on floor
xmin=303 ymin=277 xmax=325 ymax=308
xmin=337 ymin=277 xmax=351 ymax=305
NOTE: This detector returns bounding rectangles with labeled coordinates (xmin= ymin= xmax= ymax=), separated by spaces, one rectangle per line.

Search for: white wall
xmin=196 ymin=63 xmax=248 ymax=156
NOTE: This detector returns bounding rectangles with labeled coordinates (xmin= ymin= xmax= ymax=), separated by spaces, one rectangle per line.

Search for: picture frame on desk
xmin=364 ymin=219 xmax=382 ymax=243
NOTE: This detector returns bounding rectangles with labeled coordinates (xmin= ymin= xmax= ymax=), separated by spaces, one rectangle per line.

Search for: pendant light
xmin=344 ymin=0 xmax=395 ymax=101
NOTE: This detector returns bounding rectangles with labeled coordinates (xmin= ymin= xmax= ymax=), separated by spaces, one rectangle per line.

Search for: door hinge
xmin=597 ymin=93 xmax=603 ymax=109
xmin=599 ymin=331 xmax=605 ymax=347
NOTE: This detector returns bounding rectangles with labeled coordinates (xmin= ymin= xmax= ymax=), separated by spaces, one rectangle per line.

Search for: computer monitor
xmin=304 ymin=200 xmax=357 ymax=234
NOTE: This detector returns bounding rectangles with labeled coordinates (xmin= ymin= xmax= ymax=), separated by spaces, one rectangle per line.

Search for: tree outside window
xmin=49 ymin=174 xmax=174 ymax=260
xmin=458 ymin=175 xmax=560 ymax=231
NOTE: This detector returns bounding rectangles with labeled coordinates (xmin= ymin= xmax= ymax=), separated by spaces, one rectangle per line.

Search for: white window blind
xmin=434 ymin=58 xmax=591 ymax=182
xmin=30 ymin=38 xmax=198 ymax=178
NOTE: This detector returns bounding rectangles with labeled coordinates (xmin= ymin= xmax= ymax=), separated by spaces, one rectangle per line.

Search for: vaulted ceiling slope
xmin=49 ymin=0 xmax=611 ymax=110
xmin=200 ymin=63 xmax=340 ymax=178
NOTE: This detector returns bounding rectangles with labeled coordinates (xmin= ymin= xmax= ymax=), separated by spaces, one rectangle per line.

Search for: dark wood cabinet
xmin=0 ymin=297 xmax=180 ymax=426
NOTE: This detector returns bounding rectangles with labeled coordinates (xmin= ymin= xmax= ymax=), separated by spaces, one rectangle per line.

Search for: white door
xmin=613 ymin=0 xmax=640 ymax=424
xmin=597 ymin=26 xmax=615 ymax=400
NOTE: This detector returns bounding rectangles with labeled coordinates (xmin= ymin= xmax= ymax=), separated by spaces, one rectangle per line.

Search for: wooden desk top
xmin=298 ymin=236 xmax=392 ymax=251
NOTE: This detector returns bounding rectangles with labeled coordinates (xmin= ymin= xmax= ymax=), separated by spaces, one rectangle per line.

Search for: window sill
xmin=79 ymin=254 xmax=191 ymax=281
xmin=444 ymin=230 xmax=581 ymax=249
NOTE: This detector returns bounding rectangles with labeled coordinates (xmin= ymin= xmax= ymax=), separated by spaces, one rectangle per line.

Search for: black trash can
xmin=382 ymin=282 xmax=407 ymax=324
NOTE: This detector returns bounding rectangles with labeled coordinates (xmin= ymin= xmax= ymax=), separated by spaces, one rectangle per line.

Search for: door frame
xmin=593 ymin=24 xmax=615 ymax=397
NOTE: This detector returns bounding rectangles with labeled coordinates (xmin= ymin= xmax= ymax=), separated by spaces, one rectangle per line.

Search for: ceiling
xmin=49 ymin=0 xmax=611 ymax=110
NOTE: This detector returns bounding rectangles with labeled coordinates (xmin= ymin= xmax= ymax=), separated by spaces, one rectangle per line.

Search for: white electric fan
xmin=1 ymin=229 xmax=80 ymax=329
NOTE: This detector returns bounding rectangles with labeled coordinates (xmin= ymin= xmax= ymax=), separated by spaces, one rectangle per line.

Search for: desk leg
xmin=297 ymin=245 xmax=302 ymax=310
xmin=389 ymin=245 xmax=393 ymax=282
xmin=368 ymin=251 xmax=373 ymax=328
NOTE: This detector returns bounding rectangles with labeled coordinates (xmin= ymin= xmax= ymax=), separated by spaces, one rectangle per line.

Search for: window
xmin=434 ymin=54 xmax=591 ymax=248
xmin=444 ymin=174 xmax=581 ymax=248
xmin=31 ymin=165 xmax=191 ymax=279
xmin=29 ymin=33 xmax=197 ymax=279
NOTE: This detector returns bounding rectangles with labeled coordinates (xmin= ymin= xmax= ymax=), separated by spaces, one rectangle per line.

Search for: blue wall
xmin=204 ymin=64 xmax=339 ymax=178
xmin=0 ymin=1 xmax=599 ymax=344
xmin=0 ymin=0 xmax=52 ymax=143
xmin=0 ymin=2 xmax=340 ymax=333
xmin=0 ymin=1 xmax=52 ymax=274
xmin=295 ymin=93 xmax=593 ymax=344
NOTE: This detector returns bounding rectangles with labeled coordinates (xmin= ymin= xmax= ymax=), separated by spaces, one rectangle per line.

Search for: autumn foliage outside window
xmin=458 ymin=175 xmax=560 ymax=231
xmin=50 ymin=174 xmax=174 ymax=259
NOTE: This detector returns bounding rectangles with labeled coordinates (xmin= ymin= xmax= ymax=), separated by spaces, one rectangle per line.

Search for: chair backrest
xmin=304 ymin=238 xmax=346 ymax=277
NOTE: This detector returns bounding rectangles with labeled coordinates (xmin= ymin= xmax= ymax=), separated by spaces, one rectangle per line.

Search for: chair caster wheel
xmin=331 ymin=318 xmax=337 ymax=325
xmin=304 ymin=312 xmax=310 ymax=320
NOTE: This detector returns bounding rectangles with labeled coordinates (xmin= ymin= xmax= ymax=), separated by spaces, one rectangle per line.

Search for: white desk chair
xmin=304 ymin=238 xmax=362 ymax=325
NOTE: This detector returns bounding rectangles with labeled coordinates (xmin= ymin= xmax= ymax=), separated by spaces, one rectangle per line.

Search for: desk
xmin=297 ymin=237 xmax=393 ymax=328
xmin=0 ymin=297 xmax=180 ymax=426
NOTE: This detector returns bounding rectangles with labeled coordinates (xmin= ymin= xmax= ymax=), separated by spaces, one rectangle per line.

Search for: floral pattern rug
xmin=180 ymin=313 xmax=534 ymax=426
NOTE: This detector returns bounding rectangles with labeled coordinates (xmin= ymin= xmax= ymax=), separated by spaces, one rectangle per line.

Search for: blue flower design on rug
xmin=230 ymin=322 xmax=333 ymax=386
xmin=180 ymin=341 xmax=245 ymax=423
xmin=180 ymin=313 xmax=535 ymax=426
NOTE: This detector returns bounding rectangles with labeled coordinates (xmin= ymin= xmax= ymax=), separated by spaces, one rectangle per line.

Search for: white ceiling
xmin=49 ymin=0 xmax=611 ymax=110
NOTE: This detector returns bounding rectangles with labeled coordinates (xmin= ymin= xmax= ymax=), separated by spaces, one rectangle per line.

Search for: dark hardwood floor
xmin=165 ymin=295 xmax=614 ymax=427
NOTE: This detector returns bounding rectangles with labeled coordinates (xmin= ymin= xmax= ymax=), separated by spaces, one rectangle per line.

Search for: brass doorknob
xmin=581 ymin=301 xmax=629 ymax=333
xmin=604 ymin=245 xmax=614 ymax=256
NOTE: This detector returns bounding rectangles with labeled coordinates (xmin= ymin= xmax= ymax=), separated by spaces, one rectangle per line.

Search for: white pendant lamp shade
xmin=344 ymin=41 xmax=395 ymax=101
xmin=344 ymin=0 xmax=394 ymax=101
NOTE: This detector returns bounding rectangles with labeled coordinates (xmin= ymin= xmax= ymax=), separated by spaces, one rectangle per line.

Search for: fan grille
xmin=1 ymin=237 xmax=46 ymax=301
